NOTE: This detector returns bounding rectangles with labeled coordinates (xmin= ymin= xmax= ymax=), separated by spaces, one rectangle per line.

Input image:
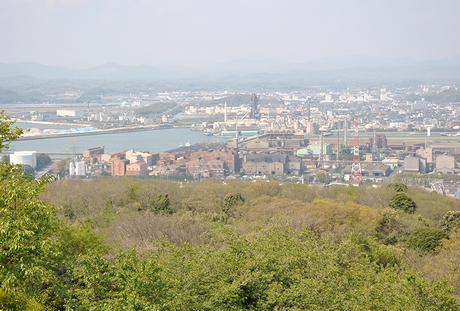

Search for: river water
xmin=9 ymin=127 xmax=222 ymax=154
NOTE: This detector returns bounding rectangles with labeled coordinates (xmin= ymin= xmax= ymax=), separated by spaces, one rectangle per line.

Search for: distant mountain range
xmin=1 ymin=55 xmax=460 ymax=82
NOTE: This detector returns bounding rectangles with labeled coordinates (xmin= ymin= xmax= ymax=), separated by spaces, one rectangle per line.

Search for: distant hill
xmin=0 ymin=87 xmax=38 ymax=104
xmin=1 ymin=55 xmax=460 ymax=103
xmin=1 ymin=55 xmax=460 ymax=82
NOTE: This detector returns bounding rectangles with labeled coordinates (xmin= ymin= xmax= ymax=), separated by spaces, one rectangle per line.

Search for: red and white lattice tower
xmin=349 ymin=119 xmax=362 ymax=182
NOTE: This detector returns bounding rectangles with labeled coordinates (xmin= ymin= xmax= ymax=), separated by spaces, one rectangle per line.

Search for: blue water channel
xmin=9 ymin=127 xmax=222 ymax=154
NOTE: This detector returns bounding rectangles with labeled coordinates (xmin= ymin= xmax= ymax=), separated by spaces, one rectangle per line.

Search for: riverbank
xmin=17 ymin=124 xmax=175 ymax=141
xmin=14 ymin=119 xmax=92 ymax=127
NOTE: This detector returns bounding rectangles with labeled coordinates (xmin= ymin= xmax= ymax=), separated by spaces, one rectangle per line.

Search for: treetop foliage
xmin=387 ymin=182 xmax=408 ymax=192
xmin=389 ymin=192 xmax=417 ymax=213
xmin=0 ymin=110 xmax=23 ymax=152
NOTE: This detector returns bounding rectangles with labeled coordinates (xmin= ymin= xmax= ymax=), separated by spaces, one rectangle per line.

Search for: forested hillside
xmin=3 ymin=113 xmax=460 ymax=309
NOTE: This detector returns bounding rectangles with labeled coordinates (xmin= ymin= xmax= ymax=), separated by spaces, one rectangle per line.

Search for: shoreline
xmin=14 ymin=119 xmax=92 ymax=127
xmin=17 ymin=124 xmax=175 ymax=141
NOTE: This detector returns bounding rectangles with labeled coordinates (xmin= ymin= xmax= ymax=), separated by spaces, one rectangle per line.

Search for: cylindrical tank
xmin=76 ymin=161 xmax=86 ymax=176
xmin=9 ymin=151 xmax=37 ymax=168
xmin=306 ymin=122 xmax=319 ymax=134
xmin=69 ymin=162 xmax=75 ymax=176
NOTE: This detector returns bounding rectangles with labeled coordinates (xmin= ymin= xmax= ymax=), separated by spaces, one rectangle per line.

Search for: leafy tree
xmin=387 ymin=182 xmax=408 ymax=192
xmin=0 ymin=161 xmax=59 ymax=296
xmin=0 ymin=113 xmax=59 ymax=296
xmin=55 ymin=157 xmax=70 ymax=179
xmin=54 ymin=222 xmax=109 ymax=259
xmin=36 ymin=153 xmax=52 ymax=170
xmin=156 ymin=224 xmax=460 ymax=310
xmin=0 ymin=288 xmax=49 ymax=311
xmin=68 ymin=249 xmax=164 ymax=310
xmin=440 ymin=211 xmax=460 ymax=233
xmin=421 ymin=232 xmax=460 ymax=295
xmin=150 ymin=193 xmax=171 ymax=213
xmin=407 ymin=227 xmax=448 ymax=252
xmin=247 ymin=180 xmax=282 ymax=198
xmin=279 ymin=182 xmax=317 ymax=202
xmin=0 ymin=110 xmax=24 ymax=150
xmin=389 ymin=192 xmax=417 ymax=213
xmin=375 ymin=208 xmax=401 ymax=245
xmin=222 ymin=193 xmax=244 ymax=216
xmin=21 ymin=164 xmax=35 ymax=176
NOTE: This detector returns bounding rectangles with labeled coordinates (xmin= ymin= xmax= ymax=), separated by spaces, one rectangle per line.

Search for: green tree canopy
xmin=387 ymin=182 xmax=408 ymax=192
xmin=0 ymin=110 xmax=24 ymax=152
xmin=407 ymin=227 xmax=448 ymax=253
xmin=389 ymin=192 xmax=417 ymax=213
xmin=440 ymin=211 xmax=460 ymax=233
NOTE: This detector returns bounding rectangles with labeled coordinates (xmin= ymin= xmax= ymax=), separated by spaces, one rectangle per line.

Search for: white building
xmin=411 ymin=100 xmax=428 ymax=111
xmin=56 ymin=110 xmax=85 ymax=117
xmin=10 ymin=151 xmax=37 ymax=168
xmin=126 ymin=150 xmax=154 ymax=166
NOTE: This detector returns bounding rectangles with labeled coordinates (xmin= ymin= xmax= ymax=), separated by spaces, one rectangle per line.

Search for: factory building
xmin=56 ymin=110 xmax=85 ymax=117
xmin=435 ymin=154 xmax=458 ymax=174
xmin=404 ymin=156 xmax=428 ymax=173
xmin=83 ymin=147 xmax=105 ymax=159
xmin=300 ymin=143 xmax=333 ymax=157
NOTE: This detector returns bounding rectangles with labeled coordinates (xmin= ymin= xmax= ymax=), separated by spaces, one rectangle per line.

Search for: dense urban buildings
xmin=5 ymin=83 xmax=460 ymax=196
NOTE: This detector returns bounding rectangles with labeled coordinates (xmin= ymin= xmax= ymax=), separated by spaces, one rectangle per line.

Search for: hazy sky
xmin=1 ymin=0 xmax=460 ymax=67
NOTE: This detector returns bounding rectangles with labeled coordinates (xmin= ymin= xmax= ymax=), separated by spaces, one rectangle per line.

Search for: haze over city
xmin=1 ymin=0 xmax=460 ymax=67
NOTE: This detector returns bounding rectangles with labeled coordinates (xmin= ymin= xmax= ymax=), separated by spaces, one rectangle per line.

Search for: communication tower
xmin=349 ymin=120 xmax=362 ymax=182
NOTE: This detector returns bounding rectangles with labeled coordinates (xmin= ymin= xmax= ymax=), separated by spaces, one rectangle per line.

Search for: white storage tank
xmin=76 ymin=161 xmax=86 ymax=176
xmin=10 ymin=151 xmax=37 ymax=168
xmin=69 ymin=162 xmax=75 ymax=176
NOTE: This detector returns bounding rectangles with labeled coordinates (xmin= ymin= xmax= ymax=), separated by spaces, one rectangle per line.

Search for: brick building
xmin=83 ymin=147 xmax=105 ymax=159
xmin=188 ymin=149 xmax=239 ymax=174
xmin=111 ymin=157 xmax=130 ymax=176
xmin=126 ymin=161 xmax=148 ymax=176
